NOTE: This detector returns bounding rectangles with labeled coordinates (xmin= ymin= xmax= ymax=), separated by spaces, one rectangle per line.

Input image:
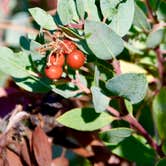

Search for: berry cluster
xmin=44 ymin=39 xmax=86 ymax=80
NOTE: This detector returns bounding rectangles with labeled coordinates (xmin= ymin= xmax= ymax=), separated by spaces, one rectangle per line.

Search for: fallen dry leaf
xmin=51 ymin=157 xmax=69 ymax=166
xmin=6 ymin=149 xmax=23 ymax=166
xmin=32 ymin=126 xmax=52 ymax=166
xmin=20 ymin=138 xmax=32 ymax=166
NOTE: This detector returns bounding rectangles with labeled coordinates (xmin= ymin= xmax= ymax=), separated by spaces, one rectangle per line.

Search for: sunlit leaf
xmin=99 ymin=127 xmax=133 ymax=145
xmin=106 ymin=73 xmax=148 ymax=104
xmin=85 ymin=20 xmax=124 ymax=60
xmin=57 ymin=0 xmax=73 ymax=25
xmin=29 ymin=7 xmax=57 ymax=30
xmin=57 ymin=108 xmax=114 ymax=131
xmin=91 ymin=86 xmax=110 ymax=113
xmin=109 ymin=0 xmax=135 ymax=36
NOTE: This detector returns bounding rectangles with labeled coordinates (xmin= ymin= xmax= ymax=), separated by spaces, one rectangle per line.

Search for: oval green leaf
xmin=85 ymin=20 xmax=124 ymax=60
xmin=14 ymin=77 xmax=51 ymax=93
xmin=0 ymin=47 xmax=50 ymax=93
xmin=124 ymin=99 xmax=133 ymax=115
xmin=156 ymin=158 xmax=166 ymax=166
xmin=29 ymin=7 xmax=57 ymax=30
xmin=91 ymin=86 xmax=110 ymax=113
xmin=83 ymin=0 xmax=100 ymax=21
xmin=133 ymin=4 xmax=151 ymax=30
xmin=109 ymin=136 xmax=155 ymax=165
xmin=99 ymin=127 xmax=133 ymax=145
xmin=0 ymin=47 xmax=30 ymax=78
xmin=109 ymin=0 xmax=135 ymax=37
xmin=100 ymin=0 xmax=121 ymax=19
xmin=75 ymin=0 xmax=85 ymax=19
xmin=106 ymin=73 xmax=148 ymax=104
xmin=146 ymin=29 xmax=164 ymax=48
xmin=57 ymin=0 xmax=73 ymax=25
xmin=56 ymin=108 xmax=114 ymax=131
xmin=153 ymin=88 xmax=166 ymax=140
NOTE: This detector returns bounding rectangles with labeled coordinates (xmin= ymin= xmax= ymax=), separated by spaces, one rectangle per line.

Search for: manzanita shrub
xmin=0 ymin=0 xmax=166 ymax=165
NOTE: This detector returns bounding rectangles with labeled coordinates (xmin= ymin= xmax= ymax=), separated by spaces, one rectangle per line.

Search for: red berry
xmin=45 ymin=65 xmax=63 ymax=80
xmin=66 ymin=50 xmax=85 ymax=69
xmin=61 ymin=39 xmax=77 ymax=54
xmin=49 ymin=53 xmax=65 ymax=66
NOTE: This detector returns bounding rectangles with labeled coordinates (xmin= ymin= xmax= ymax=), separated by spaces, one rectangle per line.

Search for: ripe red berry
xmin=61 ymin=39 xmax=77 ymax=54
xmin=49 ymin=53 xmax=65 ymax=66
xmin=45 ymin=65 xmax=63 ymax=80
xmin=66 ymin=50 xmax=85 ymax=69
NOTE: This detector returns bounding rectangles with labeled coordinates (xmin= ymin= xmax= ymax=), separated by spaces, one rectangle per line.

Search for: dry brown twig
xmin=4 ymin=105 xmax=29 ymax=134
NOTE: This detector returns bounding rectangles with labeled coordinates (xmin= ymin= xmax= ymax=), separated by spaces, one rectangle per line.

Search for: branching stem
xmin=107 ymin=106 xmax=164 ymax=157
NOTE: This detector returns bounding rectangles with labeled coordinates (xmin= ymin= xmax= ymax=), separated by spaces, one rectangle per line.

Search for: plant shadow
xmin=81 ymin=108 xmax=100 ymax=123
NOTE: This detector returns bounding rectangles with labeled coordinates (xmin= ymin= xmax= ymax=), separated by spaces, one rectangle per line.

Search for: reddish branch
xmin=107 ymin=106 xmax=164 ymax=157
xmin=112 ymin=58 xmax=122 ymax=75
xmin=143 ymin=0 xmax=158 ymax=23
xmin=155 ymin=47 xmax=165 ymax=87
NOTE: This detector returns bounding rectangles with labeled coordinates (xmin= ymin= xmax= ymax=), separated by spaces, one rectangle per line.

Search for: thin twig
xmin=112 ymin=58 xmax=122 ymax=75
xmin=107 ymin=106 xmax=120 ymax=117
xmin=152 ymin=22 xmax=166 ymax=32
xmin=0 ymin=22 xmax=39 ymax=34
xmin=72 ymin=70 xmax=91 ymax=94
xmin=5 ymin=105 xmax=29 ymax=133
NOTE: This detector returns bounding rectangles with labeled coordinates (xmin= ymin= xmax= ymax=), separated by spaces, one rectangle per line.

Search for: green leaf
xmin=100 ymin=0 xmax=121 ymax=19
xmin=52 ymin=76 xmax=87 ymax=98
xmin=162 ymin=141 xmax=166 ymax=155
xmin=0 ymin=47 xmax=50 ymax=93
xmin=83 ymin=0 xmax=100 ymax=21
xmin=0 ymin=47 xmax=30 ymax=78
xmin=139 ymin=104 xmax=155 ymax=137
xmin=30 ymin=40 xmax=43 ymax=61
xmin=124 ymin=99 xmax=133 ymax=115
xmin=29 ymin=7 xmax=56 ymax=30
xmin=133 ymin=4 xmax=151 ymax=30
xmin=156 ymin=158 xmax=166 ymax=166
xmin=75 ymin=0 xmax=85 ymax=19
xmin=153 ymin=88 xmax=166 ymax=139
xmin=96 ymin=60 xmax=114 ymax=80
xmin=109 ymin=0 xmax=135 ymax=37
xmin=57 ymin=0 xmax=73 ymax=25
xmin=20 ymin=36 xmax=30 ymax=50
xmin=69 ymin=0 xmax=79 ymax=22
xmin=85 ymin=20 xmax=124 ymax=60
xmin=99 ymin=127 xmax=133 ymax=145
xmin=124 ymin=41 xmax=143 ymax=55
xmin=52 ymin=88 xmax=76 ymax=98
xmin=51 ymin=83 xmax=77 ymax=98
xmin=106 ymin=73 xmax=148 ymax=104
xmin=94 ymin=65 xmax=100 ymax=87
xmin=14 ymin=77 xmax=51 ymax=93
xmin=57 ymin=108 xmax=114 ymax=131
xmin=60 ymin=26 xmax=84 ymax=39
xmin=108 ymin=136 xmax=155 ymax=165
xmin=91 ymin=86 xmax=110 ymax=113
xmin=146 ymin=29 xmax=165 ymax=48
xmin=157 ymin=1 xmax=166 ymax=22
